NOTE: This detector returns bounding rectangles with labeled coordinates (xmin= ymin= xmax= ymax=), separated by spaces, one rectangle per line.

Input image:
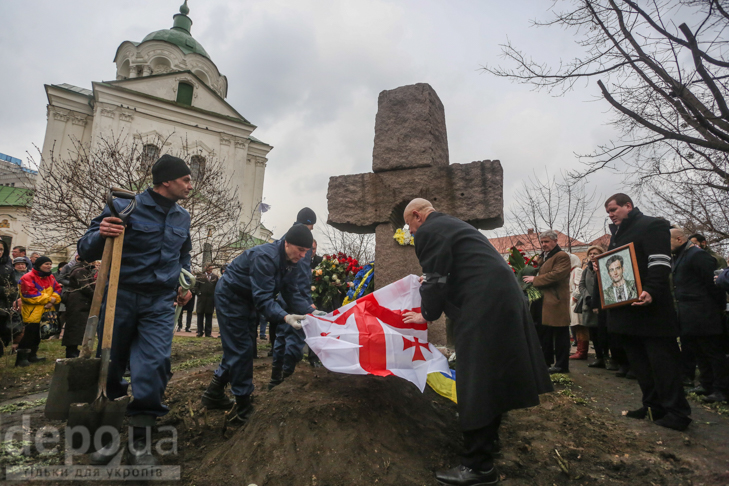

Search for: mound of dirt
xmin=196 ymin=371 xmax=461 ymax=486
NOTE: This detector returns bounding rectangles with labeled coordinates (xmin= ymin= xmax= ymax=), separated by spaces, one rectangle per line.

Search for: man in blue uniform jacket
xmin=201 ymin=224 xmax=315 ymax=423
xmin=77 ymin=155 xmax=193 ymax=465
xmin=269 ymin=207 xmax=317 ymax=389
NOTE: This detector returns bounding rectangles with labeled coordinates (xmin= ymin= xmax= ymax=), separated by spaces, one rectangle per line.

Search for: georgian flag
xmin=302 ymin=275 xmax=450 ymax=391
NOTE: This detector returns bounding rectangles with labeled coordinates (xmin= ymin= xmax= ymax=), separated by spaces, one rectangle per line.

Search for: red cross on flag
xmin=302 ymin=275 xmax=450 ymax=391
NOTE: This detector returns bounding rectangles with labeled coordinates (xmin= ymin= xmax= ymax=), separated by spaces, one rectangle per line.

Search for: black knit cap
xmin=33 ymin=256 xmax=52 ymax=271
xmin=285 ymin=224 xmax=313 ymax=248
xmin=296 ymin=207 xmax=317 ymax=225
xmin=152 ymin=155 xmax=191 ymax=184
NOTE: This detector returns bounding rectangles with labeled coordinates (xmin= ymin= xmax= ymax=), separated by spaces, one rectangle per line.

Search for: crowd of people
xmin=0 ymin=244 xmax=95 ymax=364
xmin=525 ymin=194 xmax=729 ymax=436
xmin=3 ymin=151 xmax=729 ymax=485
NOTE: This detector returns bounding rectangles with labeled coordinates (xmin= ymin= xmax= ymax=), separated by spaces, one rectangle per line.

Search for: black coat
xmin=672 ymin=242 xmax=725 ymax=336
xmin=606 ymin=208 xmax=678 ymax=337
xmin=62 ymin=263 xmax=96 ymax=347
xmin=194 ymin=272 xmax=218 ymax=315
xmin=415 ymin=212 xmax=553 ymax=430
xmin=0 ymin=239 xmax=15 ymax=310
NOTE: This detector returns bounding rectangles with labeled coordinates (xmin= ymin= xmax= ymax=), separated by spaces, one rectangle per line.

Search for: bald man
xmin=402 ymin=198 xmax=552 ymax=486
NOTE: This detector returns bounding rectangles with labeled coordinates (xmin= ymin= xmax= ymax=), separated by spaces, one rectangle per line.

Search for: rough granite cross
xmin=326 ymin=83 xmax=504 ymax=345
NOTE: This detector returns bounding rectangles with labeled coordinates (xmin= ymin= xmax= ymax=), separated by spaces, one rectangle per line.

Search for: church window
xmin=141 ymin=144 xmax=159 ymax=171
xmin=176 ymin=82 xmax=194 ymax=106
xmin=190 ymin=155 xmax=205 ymax=181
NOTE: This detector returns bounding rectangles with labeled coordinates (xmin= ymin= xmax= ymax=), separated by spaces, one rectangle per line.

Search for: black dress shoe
xmin=615 ymin=366 xmax=630 ymax=378
xmin=703 ymin=391 xmax=728 ymax=403
xmin=654 ymin=414 xmax=691 ymax=431
xmin=605 ymin=359 xmax=620 ymax=371
xmin=688 ymin=385 xmax=711 ymax=396
xmin=28 ymin=354 xmax=46 ymax=363
xmin=625 ymin=370 xmax=637 ymax=380
xmin=625 ymin=406 xmax=665 ymax=421
xmin=435 ymin=465 xmax=499 ymax=485
xmin=548 ymin=366 xmax=568 ymax=374
xmin=588 ymin=359 xmax=606 ymax=368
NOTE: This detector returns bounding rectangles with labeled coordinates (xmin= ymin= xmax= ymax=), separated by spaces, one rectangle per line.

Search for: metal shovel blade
xmin=67 ymin=395 xmax=130 ymax=452
xmin=44 ymin=356 xmax=101 ymax=420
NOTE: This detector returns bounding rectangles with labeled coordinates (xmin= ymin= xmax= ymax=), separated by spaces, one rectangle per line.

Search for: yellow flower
xmin=316 ymin=269 xmax=323 ymax=276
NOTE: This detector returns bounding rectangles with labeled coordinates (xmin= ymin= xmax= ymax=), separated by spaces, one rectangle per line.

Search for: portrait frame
xmin=594 ymin=242 xmax=643 ymax=310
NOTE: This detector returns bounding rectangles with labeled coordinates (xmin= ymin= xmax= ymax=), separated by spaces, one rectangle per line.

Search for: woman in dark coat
xmin=578 ymin=245 xmax=610 ymax=368
xmin=62 ymin=260 xmax=96 ymax=358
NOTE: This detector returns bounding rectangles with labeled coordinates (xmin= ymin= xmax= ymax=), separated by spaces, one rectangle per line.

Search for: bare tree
xmin=30 ymin=132 xmax=260 ymax=269
xmin=485 ymin=0 xmax=729 ymax=242
xmin=318 ymin=224 xmax=375 ymax=263
xmin=510 ymin=170 xmax=601 ymax=252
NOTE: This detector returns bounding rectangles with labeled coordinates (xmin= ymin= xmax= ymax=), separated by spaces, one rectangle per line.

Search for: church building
xmin=40 ymin=1 xmax=272 ymax=242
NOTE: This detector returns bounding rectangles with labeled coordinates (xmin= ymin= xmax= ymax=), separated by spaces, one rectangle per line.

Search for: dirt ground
xmin=3 ymin=338 xmax=729 ymax=485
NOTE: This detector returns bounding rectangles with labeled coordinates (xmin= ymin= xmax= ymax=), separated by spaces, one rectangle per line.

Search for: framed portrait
xmin=595 ymin=243 xmax=643 ymax=309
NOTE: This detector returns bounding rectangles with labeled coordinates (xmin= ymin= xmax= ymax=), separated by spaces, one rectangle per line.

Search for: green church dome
xmin=141 ymin=1 xmax=210 ymax=59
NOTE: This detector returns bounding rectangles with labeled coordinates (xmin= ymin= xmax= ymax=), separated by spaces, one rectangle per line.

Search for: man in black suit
xmin=194 ymin=264 xmax=218 ymax=337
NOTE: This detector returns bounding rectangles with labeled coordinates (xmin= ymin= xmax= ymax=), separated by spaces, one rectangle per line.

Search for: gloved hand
xmin=312 ymin=310 xmax=327 ymax=317
xmin=284 ymin=314 xmax=306 ymax=330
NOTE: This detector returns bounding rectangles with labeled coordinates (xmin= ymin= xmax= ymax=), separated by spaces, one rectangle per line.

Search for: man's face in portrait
xmin=608 ymin=260 xmax=625 ymax=286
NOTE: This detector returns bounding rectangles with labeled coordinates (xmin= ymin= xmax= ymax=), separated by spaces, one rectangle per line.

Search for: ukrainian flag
xmin=427 ymin=369 xmax=457 ymax=403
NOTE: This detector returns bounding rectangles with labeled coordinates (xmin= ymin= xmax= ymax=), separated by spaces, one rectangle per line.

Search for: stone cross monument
xmin=326 ymin=83 xmax=504 ymax=345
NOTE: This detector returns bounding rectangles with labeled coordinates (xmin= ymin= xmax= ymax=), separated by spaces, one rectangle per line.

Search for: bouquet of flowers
xmin=394 ymin=227 xmax=414 ymax=246
xmin=507 ymin=246 xmax=542 ymax=304
xmin=312 ymin=252 xmax=363 ymax=310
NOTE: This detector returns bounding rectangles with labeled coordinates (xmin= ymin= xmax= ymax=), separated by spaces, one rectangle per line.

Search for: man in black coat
xmin=194 ymin=264 xmax=218 ymax=337
xmin=402 ymin=198 xmax=552 ymax=486
xmin=671 ymin=227 xmax=729 ymax=403
xmin=604 ymin=193 xmax=691 ymax=430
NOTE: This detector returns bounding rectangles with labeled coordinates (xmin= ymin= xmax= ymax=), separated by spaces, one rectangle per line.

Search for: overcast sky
xmin=0 ymin=0 xmax=629 ymax=244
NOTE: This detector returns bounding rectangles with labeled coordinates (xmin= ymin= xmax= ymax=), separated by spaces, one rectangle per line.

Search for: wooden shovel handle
xmin=102 ymin=230 xmax=124 ymax=351
xmin=97 ymin=230 xmax=124 ymax=394
xmin=79 ymin=238 xmax=114 ymax=359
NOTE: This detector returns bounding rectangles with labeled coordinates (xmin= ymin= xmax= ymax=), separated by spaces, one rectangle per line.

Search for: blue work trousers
xmin=272 ymin=321 xmax=306 ymax=373
xmin=258 ymin=313 xmax=267 ymax=338
xmin=97 ymin=287 xmax=176 ymax=418
xmin=213 ymin=284 xmax=256 ymax=397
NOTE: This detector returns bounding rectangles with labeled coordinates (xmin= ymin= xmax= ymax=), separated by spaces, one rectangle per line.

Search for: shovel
xmin=44 ymin=188 xmax=136 ymax=423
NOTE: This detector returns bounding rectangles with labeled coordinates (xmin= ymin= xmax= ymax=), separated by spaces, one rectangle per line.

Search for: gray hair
xmin=539 ymin=230 xmax=559 ymax=241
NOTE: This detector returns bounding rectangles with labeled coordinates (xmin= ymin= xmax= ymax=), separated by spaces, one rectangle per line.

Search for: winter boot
xmin=201 ymin=375 xmax=235 ymax=410
xmin=569 ymin=340 xmax=589 ymax=360
xmin=27 ymin=348 xmax=46 ymax=363
xmin=268 ymin=366 xmax=284 ymax=390
xmin=127 ymin=426 xmax=158 ymax=466
xmin=65 ymin=345 xmax=80 ymax=359
xmin=227 ymin=395 xmax=254 ymax=426
xmin=15 ymin=349 xmax=30 ymax=367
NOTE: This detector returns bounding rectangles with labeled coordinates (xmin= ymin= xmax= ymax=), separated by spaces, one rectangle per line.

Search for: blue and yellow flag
xmin=427 ymin=369 xmax=457 ymax=403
